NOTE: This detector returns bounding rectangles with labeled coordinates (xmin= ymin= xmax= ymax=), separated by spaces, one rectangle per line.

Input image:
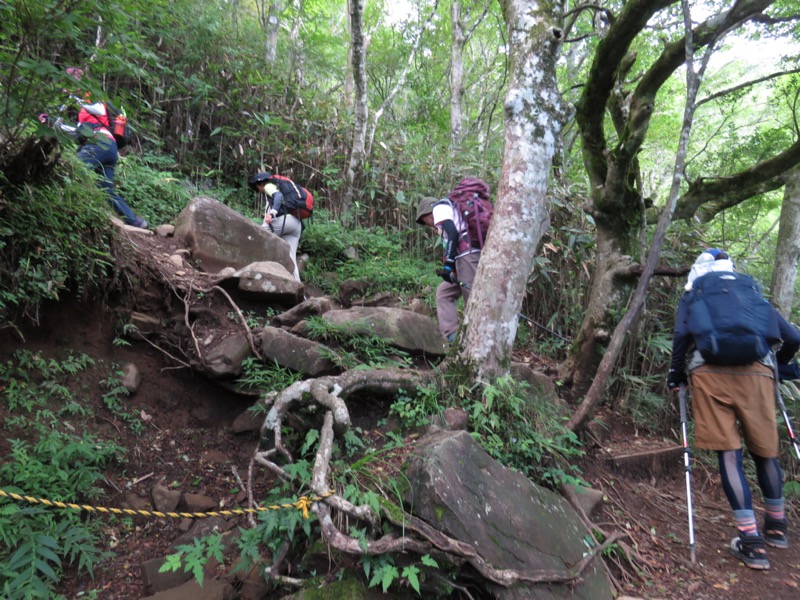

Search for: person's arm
xmin=775 ymin=310 xmax=800 ymax=364
xmin=441 ymin=220 xmax=459 ymax=263
xmin=81 ymin=102 xmax=107 ymax=119
xmin=270 ymin=191 xmax=284 ymax=216
xmin=668 ymin=295 xmax=691 ymax=389
xmin=54 ymin=119 xmax=77 ymax=136
xmin=262 ymin=183 xmax=282 ymax=225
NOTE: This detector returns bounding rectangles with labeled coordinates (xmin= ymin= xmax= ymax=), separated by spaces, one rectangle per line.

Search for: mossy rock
xmin=281 ymin=575 xmax=413 ymax=599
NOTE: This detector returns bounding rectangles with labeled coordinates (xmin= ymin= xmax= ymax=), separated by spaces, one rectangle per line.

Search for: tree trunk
xmin=265 ymin=1 xmax=282 ymax=64
xmin=449 ymin=0 xmax=465 ymax=152
xmin=771 ymin=165 xmax=800 ymax=318
xmin=568 ymin=0 xmax=715 ymax=432
xmin=289 ymin=0 xmax=305 ymax=85
xmin=564 ymin=0 xmax=786 ymax=396
xmin=342 ymin=0 xmax=368 ymax=216
xmin=343 ymin=0 xmax=354 ymax=111
xmin=459 ymin=0 xmax=566 ymax=380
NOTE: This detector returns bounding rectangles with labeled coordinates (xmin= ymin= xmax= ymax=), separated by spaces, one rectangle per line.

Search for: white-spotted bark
xmin=458 ymin=0 xmax=567 ymax=379
xmin=342 ymin=0 xmax=368 ymax=216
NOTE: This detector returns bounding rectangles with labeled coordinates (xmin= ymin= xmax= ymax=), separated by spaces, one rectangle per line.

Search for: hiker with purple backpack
xmin=415 ymin=178 xmax=493 ymax=343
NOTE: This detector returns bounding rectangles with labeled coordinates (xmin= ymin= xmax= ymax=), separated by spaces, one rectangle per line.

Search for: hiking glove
xmin=436 ymin=261 xmax=458 ymax=284
xmin=666 ymin=368 xmax=687 ymax=390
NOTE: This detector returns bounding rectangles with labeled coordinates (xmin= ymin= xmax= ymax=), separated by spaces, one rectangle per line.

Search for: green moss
xmin=292 ymin=576 xmax=374 ymax=599
xmin=378 ymin=496 xmax=407 ymax=525
xmin=434 ymin=503 xmax=447 ymax=523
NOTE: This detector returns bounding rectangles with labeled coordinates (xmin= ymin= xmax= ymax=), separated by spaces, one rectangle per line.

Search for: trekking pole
xmin=457 ymin=281 xmax=571 ymax=343
xmin=773 ymin=364 xmax=800 ymax=461
xmin=677 ymin=384 xmax=697 ymax=564
xmin=776 ymin=389 xmax=800 ymax=461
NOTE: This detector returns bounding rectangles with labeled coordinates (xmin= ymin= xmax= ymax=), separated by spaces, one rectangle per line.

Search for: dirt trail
xmin=1 ymin=229 xmax=798 ymax=598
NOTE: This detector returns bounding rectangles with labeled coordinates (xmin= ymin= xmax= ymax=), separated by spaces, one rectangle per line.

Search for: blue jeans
xmin=77 ymin=139 xmax=141 ymax=225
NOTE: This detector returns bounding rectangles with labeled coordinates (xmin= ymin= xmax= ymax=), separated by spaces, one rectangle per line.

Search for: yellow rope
xmin=0 ymin=487 xmax=334 ymax=520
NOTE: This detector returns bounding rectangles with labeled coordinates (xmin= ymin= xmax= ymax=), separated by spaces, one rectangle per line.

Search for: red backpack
xmin=448 ymin=177 xmax=493 ymax=248
xmin=271 ymin=174 xmax=314 ymax=220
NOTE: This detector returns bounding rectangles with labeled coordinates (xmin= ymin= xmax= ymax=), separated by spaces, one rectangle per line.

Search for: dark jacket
xmin=670 ymin=296 xmax=800 ymax=375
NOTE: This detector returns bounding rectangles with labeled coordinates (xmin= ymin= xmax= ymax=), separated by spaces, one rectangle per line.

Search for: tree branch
xmin=575 ymin=0 xmax=677 ymax=188
xmin=674 ymin=137 xmax=800 ymax=221
xmin=616 ymin=0 xmax=775 ymax=176
xmin=696 ymin=67 xmax=800 ymax=108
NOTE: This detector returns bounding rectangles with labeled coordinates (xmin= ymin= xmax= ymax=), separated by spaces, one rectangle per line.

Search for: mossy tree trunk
xmin=562 ymin=0 xmax=799 ymax=398
xmin=458 ymin=0 xmax=567 ymax=381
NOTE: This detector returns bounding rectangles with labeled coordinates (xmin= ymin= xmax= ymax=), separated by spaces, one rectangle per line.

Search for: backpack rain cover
xmin=686 ymin=271 xmax=781 ymax=365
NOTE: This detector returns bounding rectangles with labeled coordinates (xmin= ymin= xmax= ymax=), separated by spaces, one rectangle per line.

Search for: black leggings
xmin=718 ymin=449 xmax=782 ymax=511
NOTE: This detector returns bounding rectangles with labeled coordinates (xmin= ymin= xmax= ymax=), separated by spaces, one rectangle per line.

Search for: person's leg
xmin=753 ymin=454 xmax=788 ymax=548
xmin=455 ymin=251 xmax=480 ymax=301
xmin=737 ymin=365 xmax=786 ymax=548
xmin=719 ymin=449 xmax=770 ymax=568
xmin=692 ymin=367 xmax=770 ymax=568
xmin=718 ymin=449 xmax=756 ymax=532
xmin=436 ymin=281 xmax=462 ymax=340
xmin=79 ymin=142 xmax=145 ymax=226
xmin=274 ymin=215 xmax=302 ymax=281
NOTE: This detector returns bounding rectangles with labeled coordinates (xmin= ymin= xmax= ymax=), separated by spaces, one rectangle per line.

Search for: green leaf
xmin=34 ymin=544 xmax=62 ymax=566
xmin=34 ymin=558 xmax=59 ymax=582
xmin=402 ymin=565 xmax=421 ymax=594
xmin=158 ymin=553 xmax=183 ymax=573
xmin=420 ymin=554 xmax=438 ymax=568
xmin=381 ymin=565 xmax=399 ymax=592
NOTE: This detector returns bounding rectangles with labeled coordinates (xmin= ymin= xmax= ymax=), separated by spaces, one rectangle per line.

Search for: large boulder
xmin=174 ymin=196 xmax=294 ymax=274
xmin=404 ymin=431 xmax=613 ymax=600
xmin=233 ymin=262 xmax=304 ymax=305
xmin=320 ymin=307 xmax=447 ymax=357
xmin=260 ymin=326 xmax=339 ymax=376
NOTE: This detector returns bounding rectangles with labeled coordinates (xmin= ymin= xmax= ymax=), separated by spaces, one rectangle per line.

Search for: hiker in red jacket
xmin=40 ymin=67 xmax=147 ymax=229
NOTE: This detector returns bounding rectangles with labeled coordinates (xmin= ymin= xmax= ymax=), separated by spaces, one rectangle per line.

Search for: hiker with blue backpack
xmin=415 ymin=178 xmax=493 ymax=343
xmin=39 ymin=67 xmax=147 ymax=229
xmin=668 ymin=248 xmax=800 ymax=570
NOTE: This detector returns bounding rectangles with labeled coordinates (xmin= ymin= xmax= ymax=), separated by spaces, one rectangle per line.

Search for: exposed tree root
xmin=246 ymin=366 xmax=619 ymax=591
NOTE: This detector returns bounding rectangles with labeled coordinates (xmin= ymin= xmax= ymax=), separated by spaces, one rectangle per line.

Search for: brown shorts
xmin=690 ymin=362 xmax=778 ymax=456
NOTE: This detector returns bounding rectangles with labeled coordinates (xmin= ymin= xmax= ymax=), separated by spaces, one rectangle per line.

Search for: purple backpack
xmin=448 ymin=178 xmax=493 ymax=249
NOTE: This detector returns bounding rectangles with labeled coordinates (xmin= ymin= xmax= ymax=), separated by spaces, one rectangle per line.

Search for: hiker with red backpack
xmin=39 ymin=67 xmax=146 ymax=229
xmin=415 ymin=178 xmax=493 ymax=342
xmin=248 ymin=172 xmax=314 ymax=282
xmin=668 ymin=248 xmax=800 ymax=570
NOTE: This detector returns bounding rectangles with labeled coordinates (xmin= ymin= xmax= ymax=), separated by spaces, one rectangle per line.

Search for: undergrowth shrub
xmin=0 ymin=350 xmax=126 ymax=599
xmin=238 ymin=357 xmax=303 ymax=399
xmin=301 ymin=216 xmax=436 ymax=298
xmin=116 ymin=153 xmax=193 ymax=225
xmin=304 ymin=316 xmax=412 ymax=370
xmin=0 ymin=157 xmax=114 ymax=330
xmin=458 ymin=376 xmax=584 ymax=488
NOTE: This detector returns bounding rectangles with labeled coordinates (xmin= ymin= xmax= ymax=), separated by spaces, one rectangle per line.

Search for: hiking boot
xmin=764 ymin=517 xmax=789 ymax=549
xmin=730 ymin=534 xmax=770 ymax=570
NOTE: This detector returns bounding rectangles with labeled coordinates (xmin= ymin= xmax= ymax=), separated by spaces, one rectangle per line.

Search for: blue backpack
xmin=686 ymin=271 xmax=781 ymax=365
